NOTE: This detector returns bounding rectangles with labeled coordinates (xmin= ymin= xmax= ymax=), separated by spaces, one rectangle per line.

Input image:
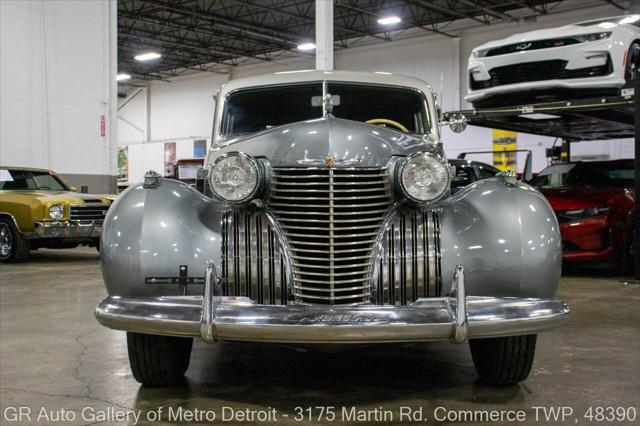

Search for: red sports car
xmin=531 ymin=159 xmax=635 ymax=272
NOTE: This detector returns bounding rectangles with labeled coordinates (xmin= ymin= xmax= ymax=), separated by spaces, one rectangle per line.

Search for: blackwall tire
xmin=0 ymin=218 xmax=30 ymax=263
xmin=624 ymin=42 xmax=640 ymax=88
xmin=469 ymin=334 xmax=537 ymax=386
xmin=127 ymin=332 xmax=193 ymax=386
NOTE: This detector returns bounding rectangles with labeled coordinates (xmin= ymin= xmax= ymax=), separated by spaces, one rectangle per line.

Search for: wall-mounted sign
xmin=193 ymin=140 xmax=206 ymax=158
xmin=492 ymin=129 xmax=517 ymax=172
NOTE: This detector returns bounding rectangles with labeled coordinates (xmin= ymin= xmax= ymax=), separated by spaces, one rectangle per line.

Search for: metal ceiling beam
xmin=140 ymin=0 xmax=301 ymax=47
xmin=120 ymin=30 xmax=236 ymax=63
xmin=602 ymin=0 xmax=626 ymax=10
xmin=458 ymin=0 xmax=519 ymax=22
xmin=118 ymin=14 xmax=273 ymax=62
xmin=508 ymin=0 xmax=547 ymax=14
xmin=411 ymin=0 xmax=488 ymax=24
xmin=228 ymin=0 xmax=389 ymax=42
xmin=337 ymin=1 xmax=457 ymax=38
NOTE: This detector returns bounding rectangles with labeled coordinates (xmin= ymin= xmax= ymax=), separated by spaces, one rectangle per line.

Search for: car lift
xmin=444 ymin=63 xmax=639 ymax=279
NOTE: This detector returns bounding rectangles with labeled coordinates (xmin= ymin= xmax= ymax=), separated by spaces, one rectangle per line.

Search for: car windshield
xmin=220 ymin=82 xmax=430 ymax=137
xmin=0 ymin=169 xmax=69 ymax=191
xmin=531 ymin=162 xmax=634 ymax=188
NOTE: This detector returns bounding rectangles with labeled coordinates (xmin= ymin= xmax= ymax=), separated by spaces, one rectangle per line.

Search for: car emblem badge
xmin=516 ymin=42 xmax=531 ymax=51
xmin=324 ymin=156 xmax=335 ymax=168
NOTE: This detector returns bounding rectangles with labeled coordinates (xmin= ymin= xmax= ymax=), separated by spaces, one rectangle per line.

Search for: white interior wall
xmin=118 ymin=88 xmax=147 ymax=143
xmin=117 ymin=0 xmax=632 ymax=181
xmin=1 ymin=0 xmax=117 ymax=191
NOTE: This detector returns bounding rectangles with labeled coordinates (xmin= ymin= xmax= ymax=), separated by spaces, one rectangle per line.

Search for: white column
xmin=315 ymin=0 xmax=334 ymax=71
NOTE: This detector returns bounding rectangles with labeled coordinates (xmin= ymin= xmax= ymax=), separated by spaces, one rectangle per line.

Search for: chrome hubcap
xmin=0 ymin=224 xmax=12 ymax=258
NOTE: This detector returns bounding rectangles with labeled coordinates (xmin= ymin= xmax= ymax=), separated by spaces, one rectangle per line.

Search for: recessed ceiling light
xmin=297 ymin=43 xmax=316 ymax=51
xmin=116 ymin=73 xmax=131 ymax=81
xmin=134 ymin=52 xmax=162 ymax=61
xmin=377 ymin=16 xmax=402 ymax=25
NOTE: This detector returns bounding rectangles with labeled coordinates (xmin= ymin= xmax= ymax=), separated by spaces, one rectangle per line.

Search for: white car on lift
xmin=466 ymin=15 xmax=640 ymax=107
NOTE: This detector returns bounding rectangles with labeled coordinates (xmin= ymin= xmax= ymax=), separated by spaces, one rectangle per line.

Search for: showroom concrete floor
xmin=0 ymin=247 xmax=638 ymax=426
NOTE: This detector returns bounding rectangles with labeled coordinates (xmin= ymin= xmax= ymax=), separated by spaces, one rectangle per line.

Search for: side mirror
xmin=70 ymin=186 xmax=78 ymax=192
xmin=448 ymin=114 xmax=468 ymax=133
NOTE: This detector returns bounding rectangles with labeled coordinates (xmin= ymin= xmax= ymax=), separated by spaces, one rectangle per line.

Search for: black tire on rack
xmin=469 ymin=334 xmax=537 ymax=386
xmin=127 ymin=332 xmax=193 ymax=386
xmin=624 ymin=42 xmax=640 ymax=88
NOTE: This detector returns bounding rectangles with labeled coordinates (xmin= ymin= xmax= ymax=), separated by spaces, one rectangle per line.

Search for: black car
xmin=449 ymin=158 xmax=499 ymax=191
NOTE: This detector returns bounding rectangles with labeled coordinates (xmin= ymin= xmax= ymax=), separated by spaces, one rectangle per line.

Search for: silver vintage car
xmin=96 ymin=70 xmax=569 ymax=386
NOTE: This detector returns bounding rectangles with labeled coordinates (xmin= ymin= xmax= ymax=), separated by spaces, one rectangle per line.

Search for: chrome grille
xmin=69 ymin=204 xmax=110 ymax=223
xmin=372 ymin=211 xmax=442 ymax=305
xmin=221 ymin=210 xmax=289 ymax=304
xmin=269 ymin=168 xmax=393 ymax=305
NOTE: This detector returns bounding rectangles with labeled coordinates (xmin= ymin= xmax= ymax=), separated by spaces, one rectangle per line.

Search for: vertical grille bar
xmin=219 ymin=210 xmax=288 ymax=305
xmin=372 ymin=210 xmax=442 ymax=305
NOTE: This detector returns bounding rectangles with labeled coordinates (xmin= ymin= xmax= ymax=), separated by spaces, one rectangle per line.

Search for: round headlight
xmin=49 ymin=204 xmax=64 ymax=220
xmin=400 ymin=153 xmax=450 ymax=203
xmin=209 ymin=152 xmax=259 ymax=202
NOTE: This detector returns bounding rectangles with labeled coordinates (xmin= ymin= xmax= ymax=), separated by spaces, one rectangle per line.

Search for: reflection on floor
xmin=1 ymin=247 xmax=638 ymax=425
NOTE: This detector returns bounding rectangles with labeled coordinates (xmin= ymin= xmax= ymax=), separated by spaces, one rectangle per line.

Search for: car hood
xmin=474 ymin=21 xmax=624 ymax=51
xmin=537 ymin=186 xmax=626 ymax=210
xmin=0 ymin=190 xmax=113 ymax=204
xmin=211 ymin=116 xmax=442 ymax=168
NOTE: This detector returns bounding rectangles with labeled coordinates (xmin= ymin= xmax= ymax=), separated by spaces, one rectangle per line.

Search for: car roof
xmin=0 ymin=166 xmax=53 ymax=173
xmin=218 ymin=70 xmax=435 ymax=98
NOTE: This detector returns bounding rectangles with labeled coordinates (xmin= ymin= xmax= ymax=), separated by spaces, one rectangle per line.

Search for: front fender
xmin=101 ymin=179 xmax=223 ymax=297
xmin=439 ymin=178 xmax=561 ymax=299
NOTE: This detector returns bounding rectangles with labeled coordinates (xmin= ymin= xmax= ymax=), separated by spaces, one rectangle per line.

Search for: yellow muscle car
xmin=0 ymin=166 xmax=114 ymax=262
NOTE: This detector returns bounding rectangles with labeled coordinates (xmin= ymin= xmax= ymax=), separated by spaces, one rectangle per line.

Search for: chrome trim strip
xmin=0 ymin=212 xmax=22 ymax=233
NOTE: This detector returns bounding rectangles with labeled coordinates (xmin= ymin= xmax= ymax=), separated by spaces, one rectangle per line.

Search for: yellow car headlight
xmin=49 ymin=204 xmax=64 ymax=220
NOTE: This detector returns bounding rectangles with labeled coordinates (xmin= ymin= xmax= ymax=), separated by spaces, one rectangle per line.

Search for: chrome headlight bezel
xmin=209 ymin=152 xmax=261 ymax=204
xmin=398 ymin=152 xmax=450 ymax=204
xmin=48 ymin=204 xmax=64 ymax=220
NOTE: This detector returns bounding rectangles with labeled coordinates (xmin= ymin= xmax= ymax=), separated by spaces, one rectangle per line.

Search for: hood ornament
xmin=324 ymin=156 xmax=335 ymax=168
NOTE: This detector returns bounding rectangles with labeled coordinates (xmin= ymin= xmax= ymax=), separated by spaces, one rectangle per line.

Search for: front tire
xmin=127 ymin=332 xmax=193 ymax=386
xmin=469 ymin=334 xmax=537 ymax=385
xmin=0 ymin=218 xmax=30 ymax=263
xmin=624 ymin=42 xmax=640 ymax=88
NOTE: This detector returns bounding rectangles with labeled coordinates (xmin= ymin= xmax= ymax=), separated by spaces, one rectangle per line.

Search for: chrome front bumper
xmin=33 ymin=221 xmax=102 ymax=239
xmin=95 ymin=265 xmax=569 ymax=344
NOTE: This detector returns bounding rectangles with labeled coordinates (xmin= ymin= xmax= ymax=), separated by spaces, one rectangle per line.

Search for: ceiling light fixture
xmin=377 ymin=16 xmax=402 ymax=25
xmin=116 ymin=73 xmax=131 ymax=81
xmin=297 ymin=43 xmax=316 ymax=51
xmin=134 ymin=52 xmax=162 ymax=61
